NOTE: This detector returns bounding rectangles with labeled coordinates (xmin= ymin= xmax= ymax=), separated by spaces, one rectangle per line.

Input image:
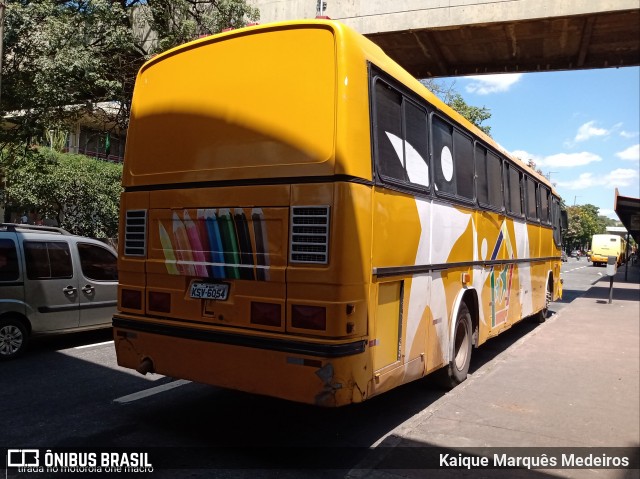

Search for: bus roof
xmin=136 ymin=19 xmax=558 ymax=195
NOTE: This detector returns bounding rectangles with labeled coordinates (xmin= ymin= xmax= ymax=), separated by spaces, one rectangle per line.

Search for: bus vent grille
xmin=124 ymin=210 xmax=147 ymax=256
xmin=290 ymin=206 xmax=329 ymax=264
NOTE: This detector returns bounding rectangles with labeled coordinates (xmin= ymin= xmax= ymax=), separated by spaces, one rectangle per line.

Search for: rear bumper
xmin=591 ymin=254 xmax=611 ymax=263
xmin=112 ymin=316 xmax=369 ymax=406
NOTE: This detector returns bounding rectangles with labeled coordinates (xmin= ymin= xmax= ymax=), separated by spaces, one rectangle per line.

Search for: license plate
xmin=190 ymin=282 xmax=229 ymax=300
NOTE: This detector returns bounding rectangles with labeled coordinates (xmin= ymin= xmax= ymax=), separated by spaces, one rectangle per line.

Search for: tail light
xmin=121 ymin=289 xmax=142 ymax=310
xmin=149 ymin=292 xmax=171 ymax=313
xmin=292 ymin=305 xmax=326 ymax=331
xmin=251 ymin=302 xmax=281 ymax=327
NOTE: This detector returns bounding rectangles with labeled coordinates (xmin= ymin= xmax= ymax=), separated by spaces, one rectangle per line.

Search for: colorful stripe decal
xmin=204 ymin=209 xmax=226 ymax=279
xmin=234 ymin=208 xmax=255 ymax=280
xmin=252 ymin=208 xmax=270 ymax=281
xmin=158 ymin=222 xmax=179 ymax=275
xmin=161 ymin=208 xmax=270 ymax=281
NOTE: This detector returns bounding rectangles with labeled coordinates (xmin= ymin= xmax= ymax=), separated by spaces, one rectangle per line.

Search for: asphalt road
xmin=0 ymin=260 xmax=607 ymax=478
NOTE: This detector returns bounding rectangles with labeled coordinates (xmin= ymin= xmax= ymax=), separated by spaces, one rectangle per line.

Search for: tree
xmin=563 ymin=204 xmax=607 ymax=251
xmin=1 ymin=0 xmax=259 ymax=223
xmin=1 ymin=0 xmax=137 ymax=143
xmin=0 ymin=0 xmax=259 ymax=142
xmin=420 ymin=78 xmax=492 ymax=135
xmin=5 ymin=148 xmax=123 ymax=238
xmin=141 ymin=0 xmax=260 ymax=55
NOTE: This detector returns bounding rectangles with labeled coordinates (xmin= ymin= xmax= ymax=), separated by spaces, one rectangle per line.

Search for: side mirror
xmin=560 ymin=210 xmax=568 ymax=230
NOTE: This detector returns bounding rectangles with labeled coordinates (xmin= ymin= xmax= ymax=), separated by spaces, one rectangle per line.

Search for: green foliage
xmin=563 ymin=204 xmax=609 ymax=251
xmin=420 ymin=79 xmax=492 ymax=136
xmin=142 ymin=0 xmax=260 ymax=55
xmin=1 ymin=0 xmax=258 ymax=231
xmin=2 ymin=0 xmax=136 ymax=141
xmin=5 ymin=149 xmax=123 ymax=238
xmin=1 ymin=0 xmax=259 ymax=140
xmin=446 ymin=93 xmax=492 ymax=136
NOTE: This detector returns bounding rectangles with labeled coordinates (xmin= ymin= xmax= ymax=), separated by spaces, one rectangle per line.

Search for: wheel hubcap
xmin=0 ymin=325 xmax=24 ymax=356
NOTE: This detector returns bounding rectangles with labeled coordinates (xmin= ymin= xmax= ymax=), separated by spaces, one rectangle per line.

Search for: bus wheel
xmin=538 ymin=283 xmax=552 ymax=323
xmin=436 ymin=303 xmax=472 ymax=389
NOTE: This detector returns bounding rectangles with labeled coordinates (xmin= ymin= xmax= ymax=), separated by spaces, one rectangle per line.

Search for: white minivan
xmin=0 ymin=223 xmax=117 ymax=359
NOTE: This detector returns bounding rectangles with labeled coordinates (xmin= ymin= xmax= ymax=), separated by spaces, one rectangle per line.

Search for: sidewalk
xmin=350 ymin=263 xmax=640 ymax=479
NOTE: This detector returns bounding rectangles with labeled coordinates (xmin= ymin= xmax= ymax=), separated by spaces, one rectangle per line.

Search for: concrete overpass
xmin=247 ymin=0 xmax=640 ymax=78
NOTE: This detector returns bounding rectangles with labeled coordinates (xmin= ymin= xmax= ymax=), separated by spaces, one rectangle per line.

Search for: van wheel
xmin=0 ymin=318 xmax=28 ymax=360
xmin=436 ymin=303 xmax=473 ymax=389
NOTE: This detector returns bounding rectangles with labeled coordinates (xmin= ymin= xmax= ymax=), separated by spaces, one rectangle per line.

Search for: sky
xmin=441 ymin=67 xmax=640 ymax=220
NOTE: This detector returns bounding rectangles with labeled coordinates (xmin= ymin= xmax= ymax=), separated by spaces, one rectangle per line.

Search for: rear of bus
xmin=113 ymin=21 xmax=375 ymax=406
xmin=591 ymin=234 xmax=625 ymax=266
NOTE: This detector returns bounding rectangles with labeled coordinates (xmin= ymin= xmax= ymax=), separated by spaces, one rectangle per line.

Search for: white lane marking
xmin=114 ymin=379 xmax=192 ymax=404
xmin=565 ymin=266 xmax=589 ymax=272
xmin=75 ymin=340 xmax=114 ymax=349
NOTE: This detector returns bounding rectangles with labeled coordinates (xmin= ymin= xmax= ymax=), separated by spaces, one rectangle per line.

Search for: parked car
xmin=0 ymin=223 xmax=117 ymax=360
xmin=561 ymin=251 xmax=568 ymax=262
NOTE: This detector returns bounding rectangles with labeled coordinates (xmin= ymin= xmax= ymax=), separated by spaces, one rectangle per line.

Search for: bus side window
xmin=525 ymin=176 xmax=539 ymax=221
xmin=374 ymin=81 xmax=406 ymax=182
xmin=505 ymin=164 xmax=523 ymax=217
xmin=551 ymin=197 xmax=563 ymax=246
xmin=404 ymin=101 xmax=429 ymax=188
xmin=476 ymin=144 xmax=489 ymax=205
xmin=540 ymin=185 xmax=550 ymax=224
xmin=477 ymin=144 xmax=501 ymax=209
xmin=487 ymin=151 xmax=503 ymax=209
xmin=432 ymin=116 xmax=455 ymax=195
xmin=453 ymin=130 xmax=474 ymax=200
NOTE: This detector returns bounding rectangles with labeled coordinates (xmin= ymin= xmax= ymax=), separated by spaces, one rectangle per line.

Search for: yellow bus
xmin=114 ymin=20 xmax=565 ymax=407
xmin=590 ymin=234 xmax=626 ymax=266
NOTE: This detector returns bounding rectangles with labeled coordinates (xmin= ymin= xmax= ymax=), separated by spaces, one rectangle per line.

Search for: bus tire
xmin=436 ymin=303 xmax=473 ymax=389
xmin=538 ymin=281 xmax=552 ymax=323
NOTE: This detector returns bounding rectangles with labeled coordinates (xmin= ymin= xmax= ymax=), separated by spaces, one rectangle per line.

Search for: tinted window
xmin=404 ymin=101 xmax=429 ymax=188
xmin=374 ymin=81 xmax=405 ymax=182
xmin=0 ymin=239 xmax=19 ymax=281
xmin=476 ymin=145 xmax=489 ymax=205
xmin=78 ymin=243 xmax=118 ymax=281
xmin=487 ymin=152 xmax=503 ymax=208
xmin=24 ymin=241 xmax=73 ymax=279
xmin=433 ymin=116 xmax=474 ymax=201
xmin=525 ymin=176 xmax=538 ymax=220
xmin=552 ymin=197 xmax=562 ymax=246
xmin=477 ymin=146 xmax=504 ymax=209
xmin=454 ymin=130 xmax=474 ymax=200
xmin=432 ymin=116 xmax=455 ymax=195
xmin=540 ymin=186 xmax=550 ymax=224
xmin=505 ymin=164 xmax=523 ymax=216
